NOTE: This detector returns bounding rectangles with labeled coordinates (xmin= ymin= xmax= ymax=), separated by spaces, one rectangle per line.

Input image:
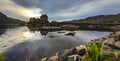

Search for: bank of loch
xmin=41 ymin=31 xmax=120 ymax=61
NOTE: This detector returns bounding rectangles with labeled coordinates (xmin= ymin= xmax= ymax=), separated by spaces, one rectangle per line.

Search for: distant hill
xmin=65 ymin=13 xmax=120 ymax=24
xmin=0 ymin=12 xmax=26 ymax=25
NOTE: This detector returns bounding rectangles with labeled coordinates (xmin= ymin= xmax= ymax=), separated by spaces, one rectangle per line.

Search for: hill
xmin=66 ymin=13 xmax=120 ymax=24
xmin=0 ymin=12 xmax=26 ymax=25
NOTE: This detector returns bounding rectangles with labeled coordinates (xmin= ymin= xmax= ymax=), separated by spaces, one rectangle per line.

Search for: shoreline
xmin=41 ymin=31 xmax=120 ymax=61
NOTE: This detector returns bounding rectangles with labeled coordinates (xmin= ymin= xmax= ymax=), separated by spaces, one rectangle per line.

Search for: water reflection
xmin=0 ymin=29 xmax=6 ymax=35
xmin=28 ymin=26 xmax=49 ymax=36
xmin=0 ymin=26 xmax=112 ymax=61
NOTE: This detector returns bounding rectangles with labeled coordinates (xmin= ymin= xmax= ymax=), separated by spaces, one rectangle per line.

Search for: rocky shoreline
xmin=41 ymin=31 xmax=120 ymax=61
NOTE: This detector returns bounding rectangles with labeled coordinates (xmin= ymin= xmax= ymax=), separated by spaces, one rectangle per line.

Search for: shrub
xmin=0 ymin=54 xmax=5 ymax=61
xmin=85 ymin=42 xmax=102 ymax=61
xmin=85 ymin=42 xmax=120 ymax=61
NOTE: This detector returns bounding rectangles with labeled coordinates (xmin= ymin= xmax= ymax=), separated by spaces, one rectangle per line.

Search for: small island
xmin=27 ymin=13 xmax=120 ymax=32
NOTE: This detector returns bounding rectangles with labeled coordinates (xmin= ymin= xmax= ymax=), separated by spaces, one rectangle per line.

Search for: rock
xmin=58 ymin=31 xmax=65 ymax=33
xmin=58 ymin=48 xmax=78 ymax=61
xmin=59 ymin=56 xmax=68 ymax=61
xmin=49 ymin=35 xmax=54 ymax=38
xmin=58 ymin=49 xmax=69 ymax=56
xmin=75 ymin=45 xmax=86 ymax=56
xmin=65 ymin=32 xmax=76 ymax=36
xmin=104 ymin=43 xmax=120 ymax=50
xmin=103 ymin=31 xmax=120 ymax=50
xmin=114 ymin=35 xmax=120 ymax=42
xmin=104 ymin=38 xmax=115 ymax=45
xmin=47 ymin=56 xmax=59 ymax=61
xmin=78 ymin=49 xmax=86 ymax=56
xmin=101 ymin=37 xmax=107 ymax=41
xmin=59 ymin=48 xmax=77 ymax=57
xmin=57 ymin=49 xmax=69 ymax=61
xmin=2 ymin=45 xmax=7 ymax=47
xmin=103 ymin=45 xmax=111 ymax=50
xmin=68 ymin=55 xmax=80 ymax=61
xmin=41 ymin=57 xmax=47 ymax=61
xmin=66 ymin=48 xmax=78 ymax=56
xmin=41 ymin=31 xmax=120 ymax=61
xmin=115 ymin=41 xmax=120 ymax=47
xmin=76 ymin=45 xmax=86 ymax=52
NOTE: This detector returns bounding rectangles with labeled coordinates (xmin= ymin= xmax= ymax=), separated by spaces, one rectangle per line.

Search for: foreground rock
xmin=65 ymin=32 xmax=76 ymax=36
xmin=41 ymin=31 xmax=120 ymax=61
xmin=41 ymin=45 xmax=86 ymax=61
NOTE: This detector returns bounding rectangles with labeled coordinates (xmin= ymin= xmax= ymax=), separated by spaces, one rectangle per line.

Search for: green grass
xmin=85 ymin=42 xmax=102 ymax=61
xmin=0 ymin=54 xmax=5 ymax=61
xmin=85 ymin=42 xmax=120 ymax=61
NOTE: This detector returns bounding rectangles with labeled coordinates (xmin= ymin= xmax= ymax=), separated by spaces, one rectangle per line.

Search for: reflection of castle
xmin=27 ymin=26 xmax=49 ymax=36
xmin=28 ymin=14 xmax=49 ymax=26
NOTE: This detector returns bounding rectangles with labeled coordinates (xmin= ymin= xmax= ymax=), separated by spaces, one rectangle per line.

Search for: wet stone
xmin=47 ymin=56 xmax=59 ymax=61
xmin=78 ymin=49 xmax=86 ymax=56
xmin=68 ymin=55 xmax=80 ymax=61
xmin=65 ymin=32 xmax=76 ymax=36
xmin=3 ymin=45 xmax=7 ymax=47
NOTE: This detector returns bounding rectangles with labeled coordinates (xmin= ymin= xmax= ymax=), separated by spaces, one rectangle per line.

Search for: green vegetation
xmin=85 ymin=42 xmax=102 ymax=61
xmin=27 ymin=19 xmax=43 ymax=27
xmin=50 ymin=21 xmax=58 ymax=26
xmin=85 ymin=42 xmax=120 ymax=61
xmin=0 ymin=54 xmax=5 ymax=61
xmin=0 ymin=12 xmax=26 ymax=25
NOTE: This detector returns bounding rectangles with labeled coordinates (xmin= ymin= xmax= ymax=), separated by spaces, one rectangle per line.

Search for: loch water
xmin=0 ymin=26 xmax=112 ymax=61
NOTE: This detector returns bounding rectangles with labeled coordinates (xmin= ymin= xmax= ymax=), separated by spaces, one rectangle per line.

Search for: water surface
xmin=0 ymin=26 xmax=111 ymax=61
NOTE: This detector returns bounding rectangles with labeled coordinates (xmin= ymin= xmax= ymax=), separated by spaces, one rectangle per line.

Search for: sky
xmin=0 ymin=0 xmax=120 ymax=22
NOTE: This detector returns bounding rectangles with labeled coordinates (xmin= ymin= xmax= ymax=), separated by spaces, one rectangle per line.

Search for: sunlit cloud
xmin=25 ymin=8 xmax=42 ymax=18
xmin=0 ymin=0 xmax=120 ymax=21
xmin=0 ymin=0 xmax=42 ymax=21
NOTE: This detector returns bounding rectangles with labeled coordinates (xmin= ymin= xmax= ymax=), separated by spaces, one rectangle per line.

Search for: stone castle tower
xmin=40 ymin=14 xmax=49 ymax=24
xmin=28 ymin=14 xmax=49 ymax=26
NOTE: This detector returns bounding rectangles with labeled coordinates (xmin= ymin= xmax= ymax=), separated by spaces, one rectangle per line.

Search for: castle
xmin=28 ymin=14 xmax=49 ymax=26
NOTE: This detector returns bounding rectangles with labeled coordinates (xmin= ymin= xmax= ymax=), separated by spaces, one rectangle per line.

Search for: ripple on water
xmin=0 ymin=26 xmax=112 ymax=61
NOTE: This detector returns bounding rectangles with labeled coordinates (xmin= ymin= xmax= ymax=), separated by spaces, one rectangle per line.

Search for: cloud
xmin=12 ymin=0 xmax=40 ymax=7
xmin=0 ymin=0 xmax=120 ymax=21
xmin=0 ymin=0 xmax=42 ymax=21
xmin=54 ymin=0 xmax=120 ymax=20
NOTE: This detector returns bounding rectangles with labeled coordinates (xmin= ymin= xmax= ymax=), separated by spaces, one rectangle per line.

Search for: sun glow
xmin=25 ymin=8 xmax=42 ymax=18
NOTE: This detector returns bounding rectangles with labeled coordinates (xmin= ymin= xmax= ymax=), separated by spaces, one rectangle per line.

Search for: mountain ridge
xmin=0 ymin=12 xmax=26 ymax=25
xmin=65 ymin=13 xmax=120 ymax=24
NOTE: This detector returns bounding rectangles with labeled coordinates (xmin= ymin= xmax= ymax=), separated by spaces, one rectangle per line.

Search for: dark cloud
xmin=1 ymin=0 xmax=120 ymax=21
xmin=12 ymin=0 xmax=36 ymax=7
xmin=12 ymin=0 xmax=93 ymax=13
